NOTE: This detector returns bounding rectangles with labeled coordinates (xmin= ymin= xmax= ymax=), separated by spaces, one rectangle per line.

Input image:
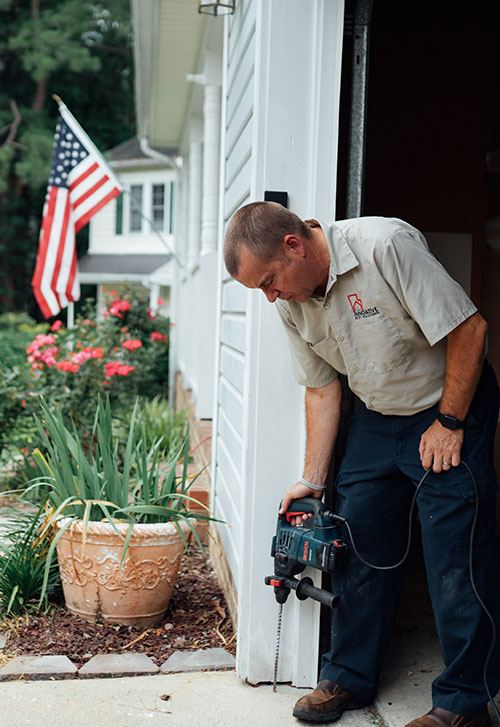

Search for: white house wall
xmin=212 ymin=0 xmax=345 ymax=687
xmin=212 ymin=0 xmax=256 ymax=609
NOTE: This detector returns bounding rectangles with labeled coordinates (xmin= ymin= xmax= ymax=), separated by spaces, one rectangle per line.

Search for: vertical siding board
xmin=217 ymin=407 xmax=243 ymax=470
xmin=227 ymin=39 xmax=255 ymax=119
xmin=226 ymin=117 xmax=253 ymax=189
xmin=214 ymin=0 xmax=256 ymax=606
xmin=218 ymin=376 xmax=244 ymax=436
xmin=228 ymin=0 xmax=255 ymax=64
xmin=220 ymin=313 xmax=246 ymax=353
xmin=224 ymin=155 xmax=252 ymax=219
xmin=222 ymin=279 xmax=247 ymax=313
xmin=226 ymin=80 xmax=254 ymax=152
xmin=220 ymin=345 xmax=245 ymax=393
xmin=214 ymin=478 xmax=241 ymax=582
xmin=216 ymin=439 xmax=242 ymax=511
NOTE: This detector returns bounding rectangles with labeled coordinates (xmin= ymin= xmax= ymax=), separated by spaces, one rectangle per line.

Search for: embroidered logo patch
xmin=347 ymin=294 xmax=364 ymax=312
xmin=348 ymin=293 xmax=380 ymax=320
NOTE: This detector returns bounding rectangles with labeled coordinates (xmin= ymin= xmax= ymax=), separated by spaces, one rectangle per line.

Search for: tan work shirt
xmin=276 ymin=216 xmax=477 ymax=416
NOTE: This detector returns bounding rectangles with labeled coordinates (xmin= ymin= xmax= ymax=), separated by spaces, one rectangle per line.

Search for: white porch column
xmin=200 ymin=83 xmax=221 ymax=255
xmin=187 ymin=124 xmax=203 ymax=268
xmin=187 ymin=51 xmax=222 ymax=257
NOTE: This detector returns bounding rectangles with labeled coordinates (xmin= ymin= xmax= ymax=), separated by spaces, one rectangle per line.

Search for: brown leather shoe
xmin=405 ymin=706 xmax=491 ymax=727
xmin=292 ymin=680 xmax=364 ymax=723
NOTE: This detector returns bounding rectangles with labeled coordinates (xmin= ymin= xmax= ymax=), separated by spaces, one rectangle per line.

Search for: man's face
xmin=234 ymin=241 xmax=318 ymax=303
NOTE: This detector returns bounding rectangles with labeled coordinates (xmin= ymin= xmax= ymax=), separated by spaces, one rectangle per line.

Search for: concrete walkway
xmin=1 ymin=568 xmax=499 ymax=727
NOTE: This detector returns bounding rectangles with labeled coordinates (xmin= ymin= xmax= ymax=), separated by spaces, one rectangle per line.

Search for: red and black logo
xmin=348 ymin=293 xmax=380 ymax=320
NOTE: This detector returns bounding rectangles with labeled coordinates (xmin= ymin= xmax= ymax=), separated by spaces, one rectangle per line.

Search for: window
xmin=151 ymin=184 xmax=165 ymax=232
xmin=115 ymin=193 xmax=123 ymax=235
xmin=129 ymin=184 xmax=143 ymax=232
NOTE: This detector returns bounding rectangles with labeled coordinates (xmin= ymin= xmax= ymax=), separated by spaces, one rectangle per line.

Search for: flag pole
xmin=67 ymin=302 xmax=74 ymax=329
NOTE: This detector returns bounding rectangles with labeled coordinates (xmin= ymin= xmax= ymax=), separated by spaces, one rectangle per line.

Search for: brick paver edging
xmin=0 ymin=648 xmax=235 ymax=681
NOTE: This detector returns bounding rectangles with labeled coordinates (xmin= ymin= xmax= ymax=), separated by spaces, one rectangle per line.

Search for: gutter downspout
xmin=346 ymin=0 xmax=375 ymax=218
xmin=139 ymin=136 xmax=178 ymax=168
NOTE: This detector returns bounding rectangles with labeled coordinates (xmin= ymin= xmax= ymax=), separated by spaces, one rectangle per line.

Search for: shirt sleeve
xmin=379 ymin=227 xmax=478 ymax=346
xmin=275 ymin=300 xmax=338 ymax=388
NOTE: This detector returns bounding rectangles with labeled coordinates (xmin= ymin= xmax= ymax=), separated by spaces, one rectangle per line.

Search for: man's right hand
xmin=279 ymin=482 xmax=324 ymax=526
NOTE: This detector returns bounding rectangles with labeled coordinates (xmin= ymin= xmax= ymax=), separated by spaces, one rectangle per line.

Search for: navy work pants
xmin=320 ymin=361 xmax=500 ymax=716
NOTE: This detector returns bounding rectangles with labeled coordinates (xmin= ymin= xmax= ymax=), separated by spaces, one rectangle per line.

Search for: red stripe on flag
xmin=50 ymin=195 xmax=71 ymax=295
xmin=72 ymin=175 xmax=108 ymax=210
xmin=74 ymin=187 xmax=121 ymax=233
xmin=69 ymin=162 xmax=99 ymax=191
xmin=31 ymin=188 xmax=57 ymax=291
xmin=31 ymin=188 xmax=60 ymax=318
xmin=65 ymin=243 xmax=78 ymax=302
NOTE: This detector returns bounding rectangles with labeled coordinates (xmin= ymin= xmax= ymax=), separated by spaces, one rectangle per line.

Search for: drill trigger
xmin=285 ymin=511 xmax=305 ymax=523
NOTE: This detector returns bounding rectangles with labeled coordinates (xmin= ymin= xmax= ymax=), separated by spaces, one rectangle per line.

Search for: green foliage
xmin=0 ymin=311 xmax=47 ymax=368
xmin=0 ymin=501 xmax=62 ymax=614
xmin=129 ymin=396 xmax=189 ymax=456
xmin=8 ymin=3 xmax=101 ymax=81
xmin=32 ymin=395 xmax=213 ymax=526
xmin=14 ymin=110 xmax=59 ymax=190
xmin=0 ymin=0 xmax=135 ymax=315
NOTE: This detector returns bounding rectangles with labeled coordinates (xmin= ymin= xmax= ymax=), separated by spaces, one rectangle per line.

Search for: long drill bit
xmin=273 ymin=602 xmax=283 ymax=692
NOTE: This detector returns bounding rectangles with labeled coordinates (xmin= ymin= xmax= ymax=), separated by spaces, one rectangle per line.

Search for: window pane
xmin=130 ymin=185 xmax=143 ymax=232
xmin=151 ymin=184 xmax=165 ymax=232
xmin=115 ymin=193 xmax=123 ymax=235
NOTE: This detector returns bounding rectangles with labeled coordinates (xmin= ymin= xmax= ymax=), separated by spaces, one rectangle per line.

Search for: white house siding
xmin=212 ymin=0 xmax=256 ymax=603
xmin=212 ymin=0 xmax=346 ymax=686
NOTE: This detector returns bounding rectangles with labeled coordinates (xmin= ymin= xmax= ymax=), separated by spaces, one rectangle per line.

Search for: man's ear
xmin=283 ymin=234 xmax=306 ymax=257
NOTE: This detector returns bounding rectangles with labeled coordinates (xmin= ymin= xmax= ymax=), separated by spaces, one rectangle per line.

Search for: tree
xmin=0 ymin=0 xmax=135 ymax=316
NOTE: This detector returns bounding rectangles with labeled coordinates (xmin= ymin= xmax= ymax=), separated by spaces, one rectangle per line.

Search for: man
xmin=224 ymin=201 xmax=500 ymax=727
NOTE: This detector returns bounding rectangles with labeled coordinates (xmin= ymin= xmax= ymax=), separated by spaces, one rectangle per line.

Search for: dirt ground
xmin=0 ymin=545 xmax=236 ymax=669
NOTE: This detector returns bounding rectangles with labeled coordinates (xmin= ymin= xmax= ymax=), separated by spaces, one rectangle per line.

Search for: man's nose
xmin=262 ymin=286 xmax=279 ymax=303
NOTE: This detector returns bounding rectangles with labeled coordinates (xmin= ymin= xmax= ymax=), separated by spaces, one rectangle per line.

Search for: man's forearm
xmin=419 ymin=312 xmax=487 ymax=472
xmin=439 ymin=311 xmax=487 ymax=420
xmin=303 ymin=378 xmax=342 ymax=485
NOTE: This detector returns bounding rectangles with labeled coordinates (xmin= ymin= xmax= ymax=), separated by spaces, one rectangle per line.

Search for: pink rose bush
xmin=18 ymin=288 xmax=171 ymax=437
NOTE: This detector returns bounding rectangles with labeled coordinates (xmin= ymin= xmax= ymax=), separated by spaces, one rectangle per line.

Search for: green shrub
xmin=115 ymin=395 xmax=189 ymax=455
xmin=0 ymin=312 xmax=47 ymax=369
xmin=0 ymin=501 xmax=62 ymax=615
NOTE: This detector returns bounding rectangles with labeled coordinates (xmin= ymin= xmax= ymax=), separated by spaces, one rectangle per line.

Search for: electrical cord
xmin=333 ymin=461 xmax=500 ymax=723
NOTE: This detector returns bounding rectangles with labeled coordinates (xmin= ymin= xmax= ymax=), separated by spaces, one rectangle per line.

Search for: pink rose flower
xmin=122 ymin=339 xmax=142 ymax=352
xmin=150 ymin=332 xmax=168 ymax=343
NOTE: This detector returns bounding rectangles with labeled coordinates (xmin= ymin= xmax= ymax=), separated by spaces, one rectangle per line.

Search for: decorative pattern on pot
xmin=58 ymin=552 xmax=182 ymax=592
xmin=55 ymin=519 xmax=191 ymax=627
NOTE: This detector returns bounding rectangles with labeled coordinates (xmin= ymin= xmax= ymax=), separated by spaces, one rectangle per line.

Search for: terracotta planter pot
xmin=55 ymin=518 xmax=190 ymax=627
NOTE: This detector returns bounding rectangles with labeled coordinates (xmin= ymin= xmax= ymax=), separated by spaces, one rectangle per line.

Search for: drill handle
xmin=295 ymin=576 xmax=339 ymax=609
xmin=280 ymin=496 xmax=327 ymax=523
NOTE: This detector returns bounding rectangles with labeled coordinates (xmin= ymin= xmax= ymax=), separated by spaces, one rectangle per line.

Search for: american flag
xmin=31 ymin=101 xmax=122 ymax=318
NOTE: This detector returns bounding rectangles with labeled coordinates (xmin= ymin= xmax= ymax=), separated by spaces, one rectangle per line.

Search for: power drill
xmin=264 ymin=497 xmax=348 ymax=690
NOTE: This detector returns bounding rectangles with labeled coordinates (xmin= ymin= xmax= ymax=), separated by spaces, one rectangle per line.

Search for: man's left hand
xmin=419 ymin=420 xmax=464 ymax=473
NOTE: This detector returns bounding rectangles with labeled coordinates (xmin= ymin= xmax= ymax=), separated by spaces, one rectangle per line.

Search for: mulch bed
xmin=0 ymin=546 xmax=236 ymax=669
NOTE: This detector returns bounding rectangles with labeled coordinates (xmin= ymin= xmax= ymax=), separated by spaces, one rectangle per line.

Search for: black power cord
xmin=333 ymin=462 xmax=500 ymax=723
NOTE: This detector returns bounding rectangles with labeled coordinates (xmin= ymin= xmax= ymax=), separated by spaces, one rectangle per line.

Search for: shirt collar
xmin=318 ymin=220 xmax=359 ymax=296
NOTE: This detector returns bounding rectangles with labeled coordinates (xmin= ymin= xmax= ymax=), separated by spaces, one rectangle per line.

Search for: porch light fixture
xmin=198 ymin=0 xmax=235 ymax=15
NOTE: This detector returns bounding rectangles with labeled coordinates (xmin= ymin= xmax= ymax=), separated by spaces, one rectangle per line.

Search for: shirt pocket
xmin=310 ymin=336 xmax=345 ymax=374
xmin=351 ymin=314 xmax=409 ymax=374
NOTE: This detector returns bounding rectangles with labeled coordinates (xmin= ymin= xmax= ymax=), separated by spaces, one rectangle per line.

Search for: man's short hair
xmin=224 ymin=201 xmax=312 ymax=276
